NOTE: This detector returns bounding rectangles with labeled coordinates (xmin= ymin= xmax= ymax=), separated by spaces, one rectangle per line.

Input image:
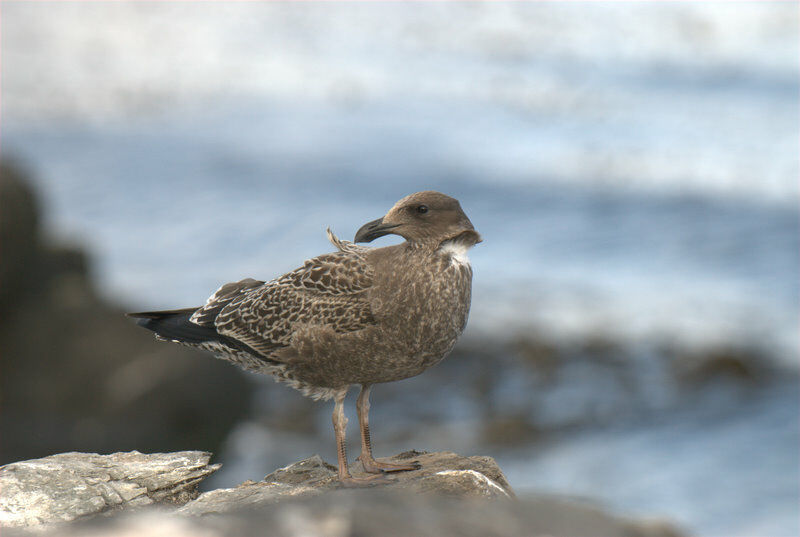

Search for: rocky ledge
xmin=0 ymin=450 xmax=683 ymax=537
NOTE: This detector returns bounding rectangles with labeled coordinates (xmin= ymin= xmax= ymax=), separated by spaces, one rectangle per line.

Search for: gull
xmin=129 ymin=191 xmax=481 ymax=485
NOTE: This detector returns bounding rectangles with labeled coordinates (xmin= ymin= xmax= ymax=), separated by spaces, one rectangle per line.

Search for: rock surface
xmin=0 ymin=451 xmax=219 ymax=528
xmin=0 ymin=450 xmax=683 ymax=537
xmin=26 ymin=492 xmax=683 ymax=537
xmin=179 ymin=450 xmax=512 ymax=517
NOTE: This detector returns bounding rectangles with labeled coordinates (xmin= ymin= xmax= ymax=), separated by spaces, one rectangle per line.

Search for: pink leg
xmin=356 ymin=384 xmax=421 ymax=474
xmin=332 ymin=388 xmax=388 ymax=486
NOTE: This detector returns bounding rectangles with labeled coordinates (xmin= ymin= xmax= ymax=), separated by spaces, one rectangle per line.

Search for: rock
xmin=174 ymin=490 xmax=681 ymax=537
xmin=513 ymin=335 xmax=561 ymax=383
xmin=0 ymin=450 xmax=684 ymax=537
xmin=480 ymin=414 xmax=544 ymax=446
xmin=670 ymin=344 xmax=769 ymax=386
xmin=0 ymin=451 xmax=219 ymax=528
xmin=0 ymin=159 xmax=254 ymax=464
xmin=366 ymin=450 xmax=514 ymax=499
xmin=176 ymin=456 xmax=334 ymax=516
xmin=265 ymin=454 xmax=339 ymax=486
xmin=180 ymin=450 xmax=512 ymax=517
xmin=0 ymin=160 xmax=41 ymax=314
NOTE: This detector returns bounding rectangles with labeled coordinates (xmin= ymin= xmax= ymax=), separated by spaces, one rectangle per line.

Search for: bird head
xmin=354 ymin=191 xmax=481 ymax=247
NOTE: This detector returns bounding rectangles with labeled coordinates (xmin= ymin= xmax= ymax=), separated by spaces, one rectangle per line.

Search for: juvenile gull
xmin=129 ymin=191 xmax=481 ymax=485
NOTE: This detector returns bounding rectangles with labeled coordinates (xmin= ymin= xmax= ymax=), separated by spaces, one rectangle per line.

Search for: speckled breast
xmin=359 ymin=250 xmax=474 ymax=383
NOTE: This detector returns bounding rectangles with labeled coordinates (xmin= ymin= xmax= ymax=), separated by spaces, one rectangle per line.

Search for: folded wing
xmin=210 ymin=250 xmax=376 ymax=358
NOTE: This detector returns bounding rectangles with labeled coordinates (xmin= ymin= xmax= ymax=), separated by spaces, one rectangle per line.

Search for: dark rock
xmin=670 ymin=344 xmax=769 ymax=386
xmin=578 ymin=334 xmax=625 ymax=358
xmin=513 ymin=335 xmax=561 ymax=384
xmin=481 ymin=414 xmax=544 ymax=446
xmin=0 ymin=159 xmax=254 ymax=464
xmin=0 ymin=160 xmax=42 ymax=314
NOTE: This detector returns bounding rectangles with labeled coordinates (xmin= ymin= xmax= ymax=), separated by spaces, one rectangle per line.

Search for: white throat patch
xmin=440 ymin=241 xmax=471 ymax=267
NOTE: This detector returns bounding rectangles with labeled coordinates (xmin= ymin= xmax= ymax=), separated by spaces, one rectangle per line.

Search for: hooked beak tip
xmin=354 ymin=217 xmax=400 ymax=243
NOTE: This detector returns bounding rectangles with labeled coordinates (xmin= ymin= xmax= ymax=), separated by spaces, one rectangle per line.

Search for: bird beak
xmin=354 ymin=217 xmax=400 ymax=243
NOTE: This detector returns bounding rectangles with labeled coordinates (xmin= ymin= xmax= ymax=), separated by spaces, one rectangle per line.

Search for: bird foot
xmin=338 ymin=472 xmax=393 ymax=487
xmin=358 ymin=456 xmax=422 ymax=474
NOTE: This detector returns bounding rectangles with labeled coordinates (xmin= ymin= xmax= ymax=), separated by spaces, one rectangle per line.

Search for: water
xmin=2 ymin=2 xmax=798 ymax=535
xmin=5 ymin=100 xmax=798 ymax=363
xmin=501 ymin=379 xmax=800 ymax=536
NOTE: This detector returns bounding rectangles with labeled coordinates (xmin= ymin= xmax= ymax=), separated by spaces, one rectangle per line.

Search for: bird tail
xmin=127 ymin=307 xmax=219 ymax=344
xmin=128 ymin=307 xmax=274 ymax=362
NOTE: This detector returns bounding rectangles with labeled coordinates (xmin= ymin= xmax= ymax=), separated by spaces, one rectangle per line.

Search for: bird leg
xmin=356 ymin=384 xmax=421 ymax=474
xmin=332 ymin=389 xmax=388 ymax=486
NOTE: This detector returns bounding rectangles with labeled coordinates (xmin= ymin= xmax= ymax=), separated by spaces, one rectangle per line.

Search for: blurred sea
xmin=2 ymin=3 xmax=798 ymax=535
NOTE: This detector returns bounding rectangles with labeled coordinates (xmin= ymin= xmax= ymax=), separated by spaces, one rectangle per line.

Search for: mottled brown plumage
xmin=129 ymin=191 xmax=481 ymax=485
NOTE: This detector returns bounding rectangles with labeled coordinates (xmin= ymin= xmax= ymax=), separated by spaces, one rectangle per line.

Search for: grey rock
xmin=10 ymin=490 xmax=684 ymax=537
xmin=0 ymin=451 xmax=219 ymax=528
xmin=264 ymin=454 xmax=339 ymax=486
xmin=223 ymin=490 xmax=681 ymax=537
xmin=0 ymin=449 xmax=684 ymax=537
xmin=179 ymin=450 xmax=512 ymax=517
xmin=369 ymin=450 xmax=514 ymax=499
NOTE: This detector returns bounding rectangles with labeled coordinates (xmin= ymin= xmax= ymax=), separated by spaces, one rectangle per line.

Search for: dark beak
xmin=354 ymin=217 xmax=400 ymax=243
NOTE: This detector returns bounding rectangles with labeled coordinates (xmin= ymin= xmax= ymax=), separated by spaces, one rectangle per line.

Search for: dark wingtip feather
xmin=129 ymin=306 xmax=268 ymax=360
xmin=130 ymin=308 xmax=223 ymax=346
xmin=127 ymin=307 xmax=199 ymax=320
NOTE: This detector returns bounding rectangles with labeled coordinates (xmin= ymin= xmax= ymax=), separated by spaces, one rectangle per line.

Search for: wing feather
xmin=214 ymin=249 xmax=375 ymax=358
xmin=190 ymin=277 xmax=264 ymax=327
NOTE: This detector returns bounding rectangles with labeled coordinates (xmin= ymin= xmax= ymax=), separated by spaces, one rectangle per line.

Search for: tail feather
xmin=127 ymin=307 xmax=198 ymax=320
xmin=127 ymin=308 xmax=222 ymax=345
xmin=127 ymin=307 xmax=268 ymax=359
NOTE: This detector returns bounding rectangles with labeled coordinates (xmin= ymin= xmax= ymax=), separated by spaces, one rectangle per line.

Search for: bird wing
xmin=190 ymin=277 xmax=265 ymax=327
xmin=212 ymin=250 xmax=376 ymax=358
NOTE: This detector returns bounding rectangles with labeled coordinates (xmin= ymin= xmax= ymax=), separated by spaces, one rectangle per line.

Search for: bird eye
xmin=417 ymin=205 xmax=428 ymax=214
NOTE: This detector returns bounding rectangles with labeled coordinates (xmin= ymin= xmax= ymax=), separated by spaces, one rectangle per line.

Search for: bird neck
xmin=404 ymin=230 xmax=482 ymax=254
